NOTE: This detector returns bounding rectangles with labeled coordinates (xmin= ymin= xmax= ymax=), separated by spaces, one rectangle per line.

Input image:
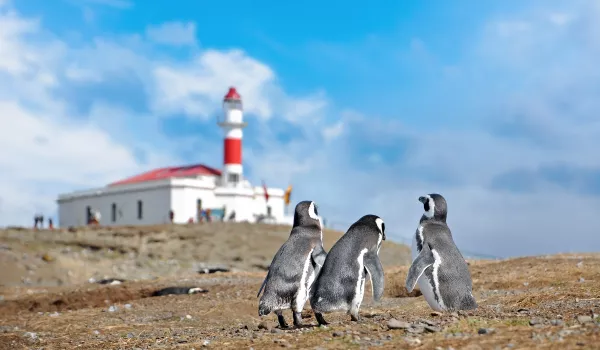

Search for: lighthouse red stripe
xmin=224 ymin=138 xmax=242 ymax=164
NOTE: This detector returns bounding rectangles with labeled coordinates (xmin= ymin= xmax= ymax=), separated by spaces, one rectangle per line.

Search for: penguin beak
xmin=418 ymin=196 xmax=426 ymax=204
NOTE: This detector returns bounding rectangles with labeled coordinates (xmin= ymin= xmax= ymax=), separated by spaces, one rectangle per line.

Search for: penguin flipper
xmin=257 ymin=275 xmax=268 ymax=298
xmin=311 ymin=244 xmax=327 ymax=276
xmin=364 ymin=252 xmax=385 ymax=302
xmin=405 ymin=243 xmax=435 ymax=293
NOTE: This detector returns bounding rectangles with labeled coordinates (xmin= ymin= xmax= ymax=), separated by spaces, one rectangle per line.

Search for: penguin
xmin=406 ymin=193 xmax=477 ymax=312
xmin=152 ymin=286 xmax=208 ymax=297
xmin=309 ymin=214 xmax=386 ymax=325
xmin=257 ymin=200 xmax=328 ymax=328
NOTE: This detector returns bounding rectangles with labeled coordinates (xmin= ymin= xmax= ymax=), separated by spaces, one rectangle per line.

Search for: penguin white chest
xmin=416 ymin=249 xmax=445 ymax=311
xmin=351 ymin=248 xmax=369 ymax=311
xmin=295 ymin=248 xmax=315 ymax=313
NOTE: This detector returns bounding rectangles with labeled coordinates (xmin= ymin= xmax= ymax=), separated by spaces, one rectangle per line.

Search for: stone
xmin=550 ymin=319 xmax=564 ymax=326
xmin=418 ymin=318 xmax=438 ymax=326
xmin=404 ymin=337 xmax=421 ymax=346
xmin=577 ymin=315 xmax=593 ymax=324
xmin=407 ymin=326 xmax=425 ymax=334
xmin=387 ymin=319 xmax=411 ymax=330
xmin=424 ymin=325 xmax=441 ymax=333
xmin=332 ymin=331 xmax=344 ymax=337
xmin=478 ymin=328 xmax=495 ymax=335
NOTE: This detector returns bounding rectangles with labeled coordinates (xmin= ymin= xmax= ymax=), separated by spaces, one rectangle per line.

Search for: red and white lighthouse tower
xmin=219 ymin=87 xmax=247 ymax=187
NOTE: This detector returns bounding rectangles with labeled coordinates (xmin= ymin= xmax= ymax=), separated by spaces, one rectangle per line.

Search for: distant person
xmin=48 ymin=218 xmax=54 ymax=230
xmin=206 ymin=208 xmax=212 ymax=222
xmin=221 ymin=206 xmax=226 ymax=222
xmin=169 ymin=210 xmax=174 ymax=223
xmin=39 ymin=214 xmax=44 ymax=229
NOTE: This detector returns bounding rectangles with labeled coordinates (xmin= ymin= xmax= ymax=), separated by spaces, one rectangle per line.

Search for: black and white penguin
xmin=309 ymin=214 xmax=385 ymax=325
xmin=406 ymin=193 xmax=477 ymax=312
xmin=257 ymin=200 xmax=328 ymax=328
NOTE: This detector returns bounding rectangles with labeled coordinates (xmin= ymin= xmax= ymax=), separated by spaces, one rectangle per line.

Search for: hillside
xmin=0 ymin=222 xmax=412 ymax=288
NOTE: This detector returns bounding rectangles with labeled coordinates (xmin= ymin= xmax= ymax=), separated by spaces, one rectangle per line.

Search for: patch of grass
xmin=467 ymin=318 xmax=484 ymax=327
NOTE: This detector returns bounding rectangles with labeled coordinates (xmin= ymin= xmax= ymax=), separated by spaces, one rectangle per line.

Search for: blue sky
xmin=1 ymin=0 xmax=600 ymax=258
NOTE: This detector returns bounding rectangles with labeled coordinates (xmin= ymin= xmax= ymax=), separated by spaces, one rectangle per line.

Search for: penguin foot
xmin=293 ymin=312 xmax=303 ymax=327
xmin=276 ymin=313 xmax=290 ymax=329
xmin=314 ymin=312 xmax=329 ymax=326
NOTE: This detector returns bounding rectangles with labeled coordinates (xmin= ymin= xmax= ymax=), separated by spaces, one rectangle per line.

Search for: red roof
xmin=224 ymin=87 xmax=241 ymax=101
xmin=109 ymin=163 xmax=222 ymax=186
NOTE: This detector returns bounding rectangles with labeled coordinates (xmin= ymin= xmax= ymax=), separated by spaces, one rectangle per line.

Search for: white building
xmin=56 ymin=87 xmax=293 ymax=227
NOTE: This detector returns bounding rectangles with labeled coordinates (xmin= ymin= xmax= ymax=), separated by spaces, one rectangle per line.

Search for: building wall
xmin=57 ymin=177 xmax=292 ymax=227
xmin=170 ymin=185 xmax=218 ymax=224
xmin=58 ymin=186 xmax=172 ymax=227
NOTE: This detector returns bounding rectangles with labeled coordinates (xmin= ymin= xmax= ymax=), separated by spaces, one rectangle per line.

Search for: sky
xmin=1 ymin=0 xmax=600 ymax=258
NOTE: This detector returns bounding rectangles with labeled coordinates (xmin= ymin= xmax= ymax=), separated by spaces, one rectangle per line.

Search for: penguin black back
xmin=408 ymin=193 xmax=477 ymax=312
xmin=257 ymin=200 xmax=327 ymax=328
xmin=310 ymin=214 xmax=386 ymax=324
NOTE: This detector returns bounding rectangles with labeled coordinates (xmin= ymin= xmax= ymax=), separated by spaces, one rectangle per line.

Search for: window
xmin=111 ymin=203 xmax=117 ymax=222
xmin=267 ymin=206 xmax=272 ymax=216
xmin=137 ymin=200 xmax=143 ymax=219
xmin=228 ymin=173 xmax=240 ymax=183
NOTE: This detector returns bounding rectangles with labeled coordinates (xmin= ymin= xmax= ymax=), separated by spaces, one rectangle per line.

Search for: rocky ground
xmin=1 ymin=224 xmax=599 ymax=349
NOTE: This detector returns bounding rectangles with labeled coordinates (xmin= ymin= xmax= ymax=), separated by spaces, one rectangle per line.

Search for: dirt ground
xmin=1 ymin=225 xmax=600 ymax=349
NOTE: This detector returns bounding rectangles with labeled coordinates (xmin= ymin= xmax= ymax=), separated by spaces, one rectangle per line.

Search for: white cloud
xmin=321 ymin=120 xmax=344 ymax=141
xmin=0 ymin=4 xmax=172 ymax=226
xmin=151 ymin=49 xmax=327 ymax=121
xmin=146 ymin=21 xmax=198 ymax=47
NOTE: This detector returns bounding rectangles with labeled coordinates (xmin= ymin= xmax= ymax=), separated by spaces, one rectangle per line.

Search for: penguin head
xmin=293 ymin=200 xmax=322 ymax=228
xmin=356 ymin=214 xmax=386 ymax=241
xmin=418 ymin=193 xmax=447 ymax=222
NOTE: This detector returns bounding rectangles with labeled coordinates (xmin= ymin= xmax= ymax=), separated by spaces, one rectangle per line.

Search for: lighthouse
xmin=56 ymin=86 xmax=295 ymax=228
xmin=219 ymin=87 xmax=247 ymax=187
